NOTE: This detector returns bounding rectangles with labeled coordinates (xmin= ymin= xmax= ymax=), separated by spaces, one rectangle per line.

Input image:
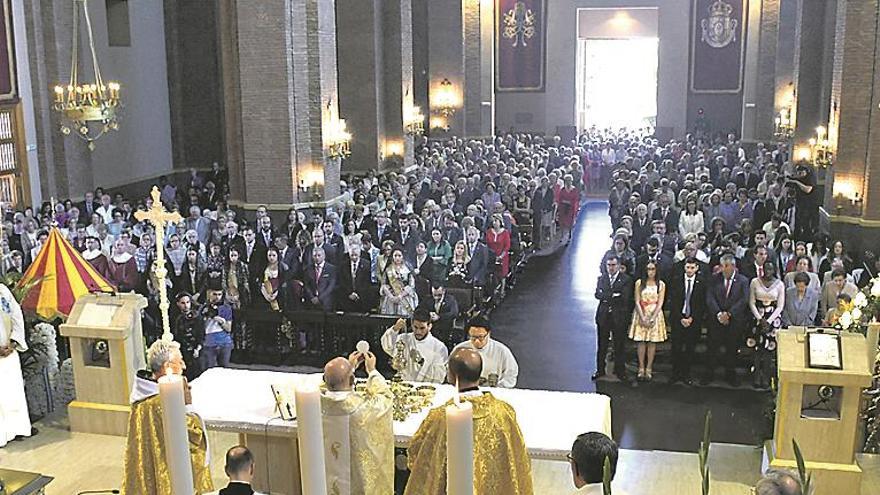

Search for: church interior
xmin=3 ymin=0 xmax=880 ymax=494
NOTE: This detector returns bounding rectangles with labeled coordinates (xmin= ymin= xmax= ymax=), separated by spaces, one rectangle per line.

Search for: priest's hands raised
xmin=347 ymin=350 xmax=377 ymax=374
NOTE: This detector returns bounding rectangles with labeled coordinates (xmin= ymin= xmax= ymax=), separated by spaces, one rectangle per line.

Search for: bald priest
xmin=121 ymin=339 xmax=213 ymax=495
xmin=404 ymin=348 xmax=533 ymax=494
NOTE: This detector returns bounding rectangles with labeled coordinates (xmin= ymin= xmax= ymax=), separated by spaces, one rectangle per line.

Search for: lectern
xmin=764 ymin=327 xmax=873 ymax=494
xmin=59 ymin=293 xmax=147 ymax=436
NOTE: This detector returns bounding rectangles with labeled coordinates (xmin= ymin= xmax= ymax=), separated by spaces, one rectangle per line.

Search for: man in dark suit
xmin=321 ymin=220 xmax=345 ymax=265
xmin=370 ymin=210 xmax=396 ymax=249
xmin=650 ymin=192 xmax=679 ymax=234
xmin=649 ymin=220 xmax=677 ymax=256
xmin=304 ymin=247 xmax=336 ymax=312
xmin=739 ymin=245 xmax=771 ymax=282
xmin=336 ymin=246 xmax=375 ymax=312
xmin=240 ymin=226 xmax=266 ymax=286
xmin=635 ymin=237 xmax=673 ymax=282
xmin=392 ymin=214 xmax=420 ymax=259
xmin=422 ymin=284 xmax=461 ymax=346
xmin=216 ymin=445 xmax=257 ymax=495
xmin=464 ymin=226 xmax=492 ymax=287
xmin=78 ymin=191 xmax=99 ymax=219
xmin=593 ymin=254 xmax=634 ymax=382
xmin=256 ymin=215 xmax=276 ymax=249
xmin=705 ymin=254 xmax=750 ymax=386
xmin=666 ymin=257 xmax=706 ymax=384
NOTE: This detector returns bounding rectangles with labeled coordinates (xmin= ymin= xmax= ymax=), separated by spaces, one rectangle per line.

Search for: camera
xmin=202 ymin=303 xmax=219 ymax=320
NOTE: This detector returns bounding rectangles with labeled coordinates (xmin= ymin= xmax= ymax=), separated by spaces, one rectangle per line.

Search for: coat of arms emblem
xmin=701 ymin=0 xmax=738 ymax=48
xmin=502 ymin=1 xmax=536 ymax=47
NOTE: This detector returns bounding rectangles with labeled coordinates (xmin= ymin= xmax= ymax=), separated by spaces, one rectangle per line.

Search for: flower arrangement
xmin=832 ymin=278 xmax=880 ymax=333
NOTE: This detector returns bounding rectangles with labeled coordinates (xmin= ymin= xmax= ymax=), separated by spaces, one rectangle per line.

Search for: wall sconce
xmin=323 ymin=100 xmax=352 ymax=159
xmin=434 ymin=78 xmax=457 ymax=117
xmin=298 ymin=168 xmax=324 ymax=201
xmin=808 ymin=125 xmax=833 ymax=168
xmin=832 ymin=176 xmax=863 ymax=216
xmin=430 ymin=115 xmax=449 ymax=132
xmin=403 ymin=104 xmax=425 ymax=135
xmin=385 ymin=141 xmax=404 ymax=157
xmin=774 ymin=107 xmax=793 ymax=141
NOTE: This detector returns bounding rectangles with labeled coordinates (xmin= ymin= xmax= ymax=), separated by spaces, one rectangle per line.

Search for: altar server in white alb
xmin=452 ymin=316 xmax=519 ymax=388
xmin=381 ymin=308 xmax=448 ymax=383
xmin=0 ymin=283 xmax=31 ymax=447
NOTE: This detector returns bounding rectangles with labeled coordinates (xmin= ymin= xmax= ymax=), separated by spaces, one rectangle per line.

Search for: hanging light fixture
xmin=52 ymin=0 xmax=121 ymax=151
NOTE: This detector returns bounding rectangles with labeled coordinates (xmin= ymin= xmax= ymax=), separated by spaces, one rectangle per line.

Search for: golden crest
xmin=700 ymin=0 xmax=737 ymax=49
xmin=502 ymin=1 xmax=536 ymax=47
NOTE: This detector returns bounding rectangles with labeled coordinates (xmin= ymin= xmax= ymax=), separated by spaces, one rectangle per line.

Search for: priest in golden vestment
xmin=321 ymin=350 xmax=394 ymax=495
xmin=122 ymin=339 xmax=214 ymax=495
xmin=404 ymin=348 xmax=533 ymax=495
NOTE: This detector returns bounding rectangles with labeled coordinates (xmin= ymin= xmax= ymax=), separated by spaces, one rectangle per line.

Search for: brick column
xmin=791 ymin=0 xmax=831 ymax=148
xmin=826 ymin=0 xmax=880 ymax=249
xmin=382 ymin=0 xmax=415 ymax=171
xmin=742 ymin=0 xmax=781 ymax=142
xmin=773 ymin=0 xmax=797 ymax=127
xmin=427 ymin=0 xmax=492 ymax=139
xmin=226 ymin=0 xmax=339 ymax=206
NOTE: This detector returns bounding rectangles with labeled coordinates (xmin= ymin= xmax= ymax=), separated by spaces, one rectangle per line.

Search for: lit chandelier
xmin=404 ymin=104 xmax=425 ymax=136
xmin=52 ymin=0 xmax=121 ymax=151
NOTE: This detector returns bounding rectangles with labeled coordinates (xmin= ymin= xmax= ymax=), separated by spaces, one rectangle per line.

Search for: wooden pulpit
xmin=763 ymin=327 xmax=873 ymax=494
xmin=59 ymin=293 xmax=147 ymax=436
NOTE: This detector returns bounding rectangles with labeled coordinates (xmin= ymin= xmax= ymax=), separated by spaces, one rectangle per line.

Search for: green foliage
xmin=792 ymin=439 xmax=813 ymax=494
xmin=699 ymin=410 xmax=712 ymax=495
xmin=602 ymin=455 xmax=612 ymax=495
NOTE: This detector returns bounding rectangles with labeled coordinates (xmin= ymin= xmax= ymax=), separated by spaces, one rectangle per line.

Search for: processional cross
xmin=134 ymin=186 xmax=182 ymax=342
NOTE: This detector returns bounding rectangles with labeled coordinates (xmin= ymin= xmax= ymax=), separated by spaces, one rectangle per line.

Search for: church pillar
xmin=412 ymin=0 xmax=430 ymax=134
xmin=825 ymin=0 xmax=880 ymax=248
xmin=791 ymin=0 xmax=834 ymax=151
xmin=742 ymin=0 xmax=781 ymax=142
xmin=336 ymin=0 xmax=414 ymax=173
xmin=427 ymin=0 xmax=492 ymax=138
xmin=773 ymin=0 xmax=798 ymax=134
xmin=225 ymin=0 xmax=340 ymax=208
xmin=381 ymin=0 xmax=415 ymax=171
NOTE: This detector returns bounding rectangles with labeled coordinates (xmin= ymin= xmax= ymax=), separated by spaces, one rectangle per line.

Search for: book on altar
xmin=271 ymin=383 xmax=297 ymax=420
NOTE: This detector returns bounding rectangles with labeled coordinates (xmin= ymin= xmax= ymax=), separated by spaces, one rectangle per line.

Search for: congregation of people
xmin=593 ymin=129 xmax=865 ymax=390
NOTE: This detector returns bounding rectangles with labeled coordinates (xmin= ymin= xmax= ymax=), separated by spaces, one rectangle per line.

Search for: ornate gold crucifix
xmin=134 ymin=186 xmax=182 ymax=342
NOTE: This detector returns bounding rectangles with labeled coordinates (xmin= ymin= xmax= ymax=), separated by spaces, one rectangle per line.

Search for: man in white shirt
xmin=452 ymin=316 xmax=519 ymax=388
xmin=380 ymin=308 xmax=448 ymax=383
xmin=568 ymin=432 xmax=619 ymax=495
xmin=95 ymin=194 xmax=116 ymax=224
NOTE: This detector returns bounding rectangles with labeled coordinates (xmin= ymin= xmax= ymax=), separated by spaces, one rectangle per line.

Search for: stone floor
xmin=8 ymin=413 xmax=877 ymax=494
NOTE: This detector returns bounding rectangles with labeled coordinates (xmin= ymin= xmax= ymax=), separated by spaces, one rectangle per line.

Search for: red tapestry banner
xmin=0 ymin=0 xmax=16 ymax=101
xmin=690 ymin=0 xmax=747 ymax=93
xmin=496 ymin=0 xmax=546 ymax=92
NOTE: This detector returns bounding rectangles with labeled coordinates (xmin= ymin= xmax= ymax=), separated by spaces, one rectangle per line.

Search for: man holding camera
xmin=201 ymin=282 xmax=234 ymax=370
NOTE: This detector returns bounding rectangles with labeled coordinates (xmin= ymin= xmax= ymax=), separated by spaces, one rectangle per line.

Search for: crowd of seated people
xmin=4 ymin=134 xmax=595 ymax=373
xmin=591 ymin=128 xmax=866 ymax=389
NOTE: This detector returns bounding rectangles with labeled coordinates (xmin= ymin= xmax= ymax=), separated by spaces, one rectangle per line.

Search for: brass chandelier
xmin=52 ymin=0 xmax=121 ymax=150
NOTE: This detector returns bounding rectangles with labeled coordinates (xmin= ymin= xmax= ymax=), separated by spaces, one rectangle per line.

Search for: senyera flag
xmin=17 ymin=228 xmax=115 ymax=320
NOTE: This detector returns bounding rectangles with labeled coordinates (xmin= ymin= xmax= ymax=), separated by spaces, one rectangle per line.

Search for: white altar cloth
xmin=191 ymin=367 xmax=612 ymax=461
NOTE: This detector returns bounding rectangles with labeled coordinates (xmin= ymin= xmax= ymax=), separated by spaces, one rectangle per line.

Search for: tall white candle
xmin=295 ymin=385 xmax=327 ymax=495
xmin=158 ymin=373 xmax=195 ymax=495
xmin=446 ymin=400 xmax=474 ymax=495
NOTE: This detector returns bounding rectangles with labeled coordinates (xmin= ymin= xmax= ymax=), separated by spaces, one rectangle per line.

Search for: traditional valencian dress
xmin=404 ymin=391 xmax=534 ymax=495
xmin=320 ymin=369 xmax=395 ymax=495
xmin=380 ymin=263 xmax=418 ymax=317
xmin=0 ymin=284 xmax=31 ymax=447
xmin=121 ymin=371 xmax=213 ymax=495
xmin=628 ymin=279 xmax=668 ymax=343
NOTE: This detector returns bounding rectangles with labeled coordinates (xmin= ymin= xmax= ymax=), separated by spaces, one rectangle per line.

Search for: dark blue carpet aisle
xmin=492 ymin=201 xmax=768 ymax=452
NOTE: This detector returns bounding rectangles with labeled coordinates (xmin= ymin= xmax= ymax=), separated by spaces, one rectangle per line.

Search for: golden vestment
xmin=404 ymin=392 xmax=533 ymax=495
xmin=122 ymin=385 xmax=214 ymax=495
xmin=321 ymin=370 xmax=395 ymax=495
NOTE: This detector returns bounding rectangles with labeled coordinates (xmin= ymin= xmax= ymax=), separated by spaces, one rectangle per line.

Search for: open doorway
xmin=575 ymin=9 xmax=659 ymax=131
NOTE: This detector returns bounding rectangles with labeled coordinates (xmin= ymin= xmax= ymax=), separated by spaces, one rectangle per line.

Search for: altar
xmin=191 ymin=368 xmax=612 ymax=494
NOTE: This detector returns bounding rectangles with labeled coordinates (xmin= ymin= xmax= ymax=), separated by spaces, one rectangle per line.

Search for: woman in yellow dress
xmin=629 ymin=261 xmax=667 ymax=381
